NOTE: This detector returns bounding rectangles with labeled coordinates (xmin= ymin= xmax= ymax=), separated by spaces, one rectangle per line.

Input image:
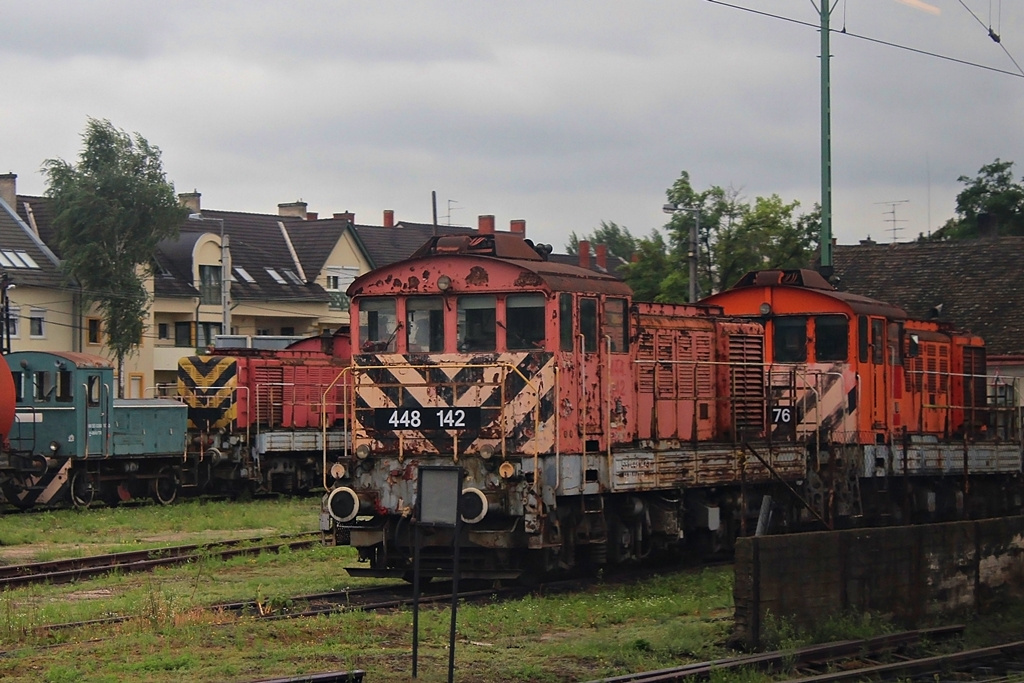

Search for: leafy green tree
xmin=566 ymin=220 xmax=638 ymax=260
xmin=932 ymin=159 xmax=1024 ymax=239
xmin=567 ymin=171 xmax=820 ymax=303
xmin=44 ymin=118 xmax=187 ymax=396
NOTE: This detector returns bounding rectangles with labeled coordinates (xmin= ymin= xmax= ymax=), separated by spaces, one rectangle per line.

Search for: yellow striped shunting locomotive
xmin=323 ymin=230 xmax=805 ymax=580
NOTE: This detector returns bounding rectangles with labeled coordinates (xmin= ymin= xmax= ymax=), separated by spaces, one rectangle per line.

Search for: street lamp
xmin=188 ymin=213 xmax=231 ymax=339
xmin=663 ymin=203 xmax=701 ymax=303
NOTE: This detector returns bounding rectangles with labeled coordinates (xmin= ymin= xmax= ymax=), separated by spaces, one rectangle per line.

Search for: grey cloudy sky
xmin=2 ymin=1 xmax=1021 ymax=253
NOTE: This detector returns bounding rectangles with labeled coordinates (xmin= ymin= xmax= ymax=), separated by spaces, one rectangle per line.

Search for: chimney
xmin=578 ymin=240 xmax=591 ymax=270
xmin=278 ymin=201 xmax=308 ymax=218
xmin=383 ymin=209 xmax=395 ymax=228
xmin=306 ymin=212 xmax=318 ymax=221
xmin=510 ymin=219 xmax=526 ymax=236
xmin=333 ymin=211 xmax=355 ymax=223
xmin=478 ymin=214 xmax=495 ymax=235
xmin=178 ymin=190 xmax=201 ymax=213
xmin=860 ymin=236 xmax=876 ymax=246
xmin=0 ymin=173 xmax=16 ymax=209
xmin=595 ymin=244 xmax=607 ymax=270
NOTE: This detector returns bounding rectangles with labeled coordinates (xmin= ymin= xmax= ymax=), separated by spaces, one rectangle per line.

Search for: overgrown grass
xmin=0 ymin=565 xmax=739 ymax=683
xmin=0 ymin=497 xmax=320 ymax=562
xmin=1 ymin=501 xmax=1021 ymax=682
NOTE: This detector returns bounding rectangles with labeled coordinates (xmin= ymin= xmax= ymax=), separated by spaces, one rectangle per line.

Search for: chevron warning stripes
xmin=351 ymin=351 xmax=557 ymax=457
xmin=177 ymin=356 xmax=238 ymax=430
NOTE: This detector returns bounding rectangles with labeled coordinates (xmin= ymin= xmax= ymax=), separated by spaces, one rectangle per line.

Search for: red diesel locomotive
xmin=321 ymin=231 xmax=1020 ymax=580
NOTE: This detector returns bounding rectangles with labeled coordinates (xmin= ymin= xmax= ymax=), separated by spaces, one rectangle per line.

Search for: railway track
xmin=0 ymin=531 xmax=321 ymax=588
xmin=585 ymin=626 xmax=968 ymax=682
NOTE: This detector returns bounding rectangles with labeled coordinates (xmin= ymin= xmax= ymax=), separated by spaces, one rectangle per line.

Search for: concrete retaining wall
xmin=733 ymin=517 xmax=1024 ymax=647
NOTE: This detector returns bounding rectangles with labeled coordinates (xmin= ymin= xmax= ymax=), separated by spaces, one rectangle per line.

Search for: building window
xmin=6 ymin=306 xmax=19 ymax=339
xmin=326 ymin=266 xmax=359 ymax=311
xmin=199 ymin=265 xmax=222 ymax=305
xmin=175 ymin=321 xmax=193 ymax=348
xmin=158 ymin=323 xmax=169 ymax=340
xmin=87 ymin=318 xmax=103 ymax=345
xmin=197 ymin=322 xmax=222 ymax=348
xmin=29 ymin=308 xmax=45 ymax=338
xmin=280 ymin=326 xmax=295 ymax=336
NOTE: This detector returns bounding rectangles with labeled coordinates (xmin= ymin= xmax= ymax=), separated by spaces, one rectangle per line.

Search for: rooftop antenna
xmin=443 ymin=199 xmax=461 ymax=226
xmin=876 ymin=199 xmax=909 ymax=243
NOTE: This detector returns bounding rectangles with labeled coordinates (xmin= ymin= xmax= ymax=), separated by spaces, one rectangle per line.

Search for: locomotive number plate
xmin=374 ymin=407 xmax=481 ymax=431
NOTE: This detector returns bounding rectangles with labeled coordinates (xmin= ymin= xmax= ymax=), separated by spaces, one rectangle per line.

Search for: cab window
xmin=457 ymin=295 xmax=496 ymax=352
xmin=814 ymin=315 xmax=848 ymax=362
xmin=580 ymin=298 xmax=598 ymax=352
xmin=359 ymin=298 xmax=398 ymax=352
xmin=603 ymin=298 xmax=628 ymax=353
xmin=56 ymin=370 xmax=73 ymax=402
xmin=33 ymin=370 xmax=52 ymax=402
xmin=774 ymin=316 xmax=807 ymax=362
xmin=11 ymin=371 xmax=23 ymax=402
xmin=506 ymin=294 xmax=546 ymax=350
xmin=559 ymin=293 xmax=574 ymax=351
xmin=87 ymin=375 xmax=101 ymax=407
xmin=406 ymin=297 xmax=445 ymax=353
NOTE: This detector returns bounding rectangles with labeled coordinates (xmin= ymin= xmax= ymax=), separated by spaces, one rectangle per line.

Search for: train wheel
xmin=70 ymin=470 xmax=96 ymax=509
xmin=1 ymin=476 xmax=34 ymax=510
xmin=151 ymin=467 xmax=180 ymax=506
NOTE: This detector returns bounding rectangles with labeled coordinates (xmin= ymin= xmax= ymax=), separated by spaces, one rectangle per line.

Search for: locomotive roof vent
xmin=730 ymin=268 xmax=835 ymax=292
xmin=410 ymin=232 xmax=552 ymax=262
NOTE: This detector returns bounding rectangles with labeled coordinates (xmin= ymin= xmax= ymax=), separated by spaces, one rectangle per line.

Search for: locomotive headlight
xmin=498 ymin=461 xmax=516 ymax=479
xmin=437 ymin=275 xmax=452 ymax=291
xmin=759 ymin=302 xmax=772 ymax=316
xmin=479 ymin=444 xmax=495 ymax=460
xmin=330 ymin=462 xmax=347 ymax=480
xmin=49 ymin=440 xmax=60 ymax=454
xmin=355 ymin=444 xmax=370 ymax=460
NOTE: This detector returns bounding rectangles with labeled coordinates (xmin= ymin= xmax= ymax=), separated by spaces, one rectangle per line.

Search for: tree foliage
xmin=569 ymin=171 xmax=819 ymax=303
xmin=44 ymin=118 xmax=186 ymax=394
xmin=566 ymin=221 xmax=637 ymax=260
xmin=931 ymin=159 xmax=1024 ymax=239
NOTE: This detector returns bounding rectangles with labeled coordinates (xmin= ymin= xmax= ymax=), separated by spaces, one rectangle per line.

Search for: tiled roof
xmin=167 ymin=210 xmax=329 ymax=303
xmin=0 ymin=197 xmax=66 ymax=289
xmin=284 ymin=218 xmax=349 ymax=276
xmin=354 ymin=222 xmax=478 ymax=268
xmin=829 ymin=237 xmax=1024 ymax=357
xmin=15 ymin=195 xmax=60 ymax=257
xmin=153 ymin=233 xmax=202 ymax=298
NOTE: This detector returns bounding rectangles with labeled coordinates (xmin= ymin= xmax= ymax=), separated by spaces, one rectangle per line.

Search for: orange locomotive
xmin=321 ymin=233 xmax=1022 ymax=580
xmin=703 ymin=269 xmax=1016 ymax=522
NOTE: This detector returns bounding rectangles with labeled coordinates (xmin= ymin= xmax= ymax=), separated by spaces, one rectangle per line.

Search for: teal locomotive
xmin=1 ymin=351 xmax=188 ymax=508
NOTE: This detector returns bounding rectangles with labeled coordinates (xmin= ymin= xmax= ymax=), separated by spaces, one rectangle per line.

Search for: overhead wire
xmin=957 ymin=0 xmax=1023 ymax=76
xmin=706 ymin=0 xmax=1023 ymax=78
